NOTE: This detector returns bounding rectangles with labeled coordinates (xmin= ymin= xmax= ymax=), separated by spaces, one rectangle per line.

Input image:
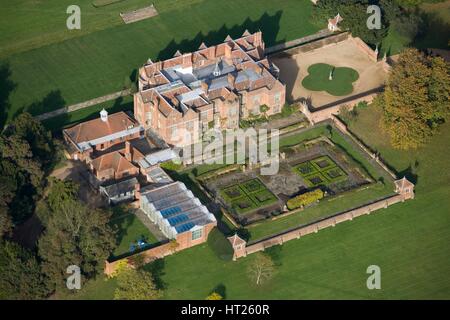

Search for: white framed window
xmin=192 ymin=228 xmax=203 ymax=240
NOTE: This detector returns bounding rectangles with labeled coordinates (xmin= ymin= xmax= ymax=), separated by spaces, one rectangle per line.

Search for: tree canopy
xmin=0 ymin=240 xmax=50 ymax=299
xmin=381 ymin=48 xmax=450 ymax=149
xmin=37 ymin=178 xmax=115 ymax=289
xmin=114 ymin=267 xmax=161 ymax=300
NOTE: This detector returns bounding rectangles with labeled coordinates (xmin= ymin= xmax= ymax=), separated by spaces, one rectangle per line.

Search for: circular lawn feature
xmin=301 ymin=63 xmax=359 ymax=96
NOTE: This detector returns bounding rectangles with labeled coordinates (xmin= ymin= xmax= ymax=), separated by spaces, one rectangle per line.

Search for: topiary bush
xmin=287 ymin=189 xmax=324 ymax=210
xmin=207 ymin=228 xmax=234 ymax=261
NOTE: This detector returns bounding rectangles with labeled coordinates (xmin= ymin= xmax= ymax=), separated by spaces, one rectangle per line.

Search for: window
xmin=274 ymin=93 xmax=281 ymax=104
xmin=192 ymin=228 xmax=203 ymax=240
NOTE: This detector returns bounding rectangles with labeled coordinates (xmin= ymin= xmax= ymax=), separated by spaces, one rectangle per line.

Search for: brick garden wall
xmin=233 ymin=192 xmax=412 ymax=260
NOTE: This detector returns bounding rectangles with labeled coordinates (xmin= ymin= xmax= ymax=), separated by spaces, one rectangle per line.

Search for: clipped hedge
xmin=287 ymin=189 xmax=324 ymax=210
xmin=207 ymin=228 xmax=234 ymax=261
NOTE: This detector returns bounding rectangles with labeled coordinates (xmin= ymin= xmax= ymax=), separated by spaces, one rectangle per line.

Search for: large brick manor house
xmin=61 ymin=31 xmax=284 ymax=246
xmin=134 ymin=30 xmax=286 ymax=146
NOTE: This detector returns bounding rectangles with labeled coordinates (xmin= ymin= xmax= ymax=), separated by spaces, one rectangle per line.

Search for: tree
xmin=0 ymin=112 xmax=55 ymax=224
xmin=247 ymin=252 xmax=275 ymax=286
xmin=168 ymin=239 xmax=180 ymax=253
xmin=259 ymin=105 xmax=270 ymax=119
xmin=206 ymin=292 xmax=223 ymax=300
xmin=38 ymin=179 xmax=115 ymax=289
xmin=381 ymin=49 xmax=450 ymax=149
xmin=0 ymin=240 xmax=50 ymax=299
xmin=0 ymin=206 xmax=12 ymax=238
xmin=114 ymin=267 xmax=161 ymax=300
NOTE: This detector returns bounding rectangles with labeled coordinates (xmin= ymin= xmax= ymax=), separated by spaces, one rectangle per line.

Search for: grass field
xmin=0 ymin=0 xmax=207 ymax=58
xmin=0 ymin=0 xmax=320 ymax=124
xmin=109 ymin=207 xmax=159 ymax=259
xmin=301 ymin=63 xmax=359 ymax=96
xmin=68 ymin=102 xmax=450 ymax=300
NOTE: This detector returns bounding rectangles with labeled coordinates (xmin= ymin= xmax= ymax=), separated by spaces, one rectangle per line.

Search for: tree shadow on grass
xmin=16 ymin=90 xmax=66 ymax=118
xmin=156 ymin=11 xmax=284 ymax=61
xmin=144 ymin=258 xmax=166 ymax=290
xmin=0 ymin=62 xmax=16 ymax=129
xmin=209 ymin=283 xmax=227 ymax=299
xmin=413 ymin=9 xmax=450 ymax=50
xmin=398 ymin=164 xmax=419 ymax=186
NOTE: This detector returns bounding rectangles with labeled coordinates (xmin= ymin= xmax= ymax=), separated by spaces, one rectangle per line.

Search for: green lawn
xmin=109 ymin=208 xmax=159 ymax=259
xmin=0 ymin=0 xmax=207 ymax=58
xmin=0 ymin=0 xmax=320 ymax=123
xmin=42 ymin=95 xmax=133 ymax=132
xmin=302 ymin=63 xmax=359 ymax=96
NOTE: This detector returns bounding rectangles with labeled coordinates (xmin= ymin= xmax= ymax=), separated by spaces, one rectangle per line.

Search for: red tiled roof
xmin=64 ymin=111 xmax=138 ymax=144
xmin=91 ymin=151 xmax=137 ymax=174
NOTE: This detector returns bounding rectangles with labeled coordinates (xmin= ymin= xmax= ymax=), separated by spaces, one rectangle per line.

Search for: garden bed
xmin=220 ymin=178 xmax=278 ymax=216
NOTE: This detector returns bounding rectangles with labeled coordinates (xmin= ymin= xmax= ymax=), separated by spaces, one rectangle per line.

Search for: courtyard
xmin=272 ymin=37 xmax=388 ymax=108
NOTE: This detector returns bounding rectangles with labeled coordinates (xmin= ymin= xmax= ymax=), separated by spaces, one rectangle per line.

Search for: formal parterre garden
xmin=220 ymin=178 xmax=278 ymax=215
xmin=293 ymin=155 xmax=348 ymax=187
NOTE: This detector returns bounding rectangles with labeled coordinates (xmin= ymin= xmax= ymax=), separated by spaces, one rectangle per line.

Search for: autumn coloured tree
xmin=381 ymin=48 xmax=450 ymax=149
xmin=114 ymin=267 xmax=161 ymax=300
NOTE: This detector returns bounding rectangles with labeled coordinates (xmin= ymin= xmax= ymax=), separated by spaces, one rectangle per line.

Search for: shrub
xmin=287 ymin=189 xmax=324 ymax=210
xmin=207 ymin=228 xmax=234 ymax=261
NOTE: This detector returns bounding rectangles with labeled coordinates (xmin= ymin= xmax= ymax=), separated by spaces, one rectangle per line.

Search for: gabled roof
xmin=227 ymin=234 xmax=246 ymax=247
xmin=394 ymin=177 xmax=414 ymax=190
xmin=91 ymin=151 xmax=137 ymax=174
xmin=328 ymin=13 xmax=343 ymax=26
xmin=101 ymin=177 xmax=139 ymax=198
